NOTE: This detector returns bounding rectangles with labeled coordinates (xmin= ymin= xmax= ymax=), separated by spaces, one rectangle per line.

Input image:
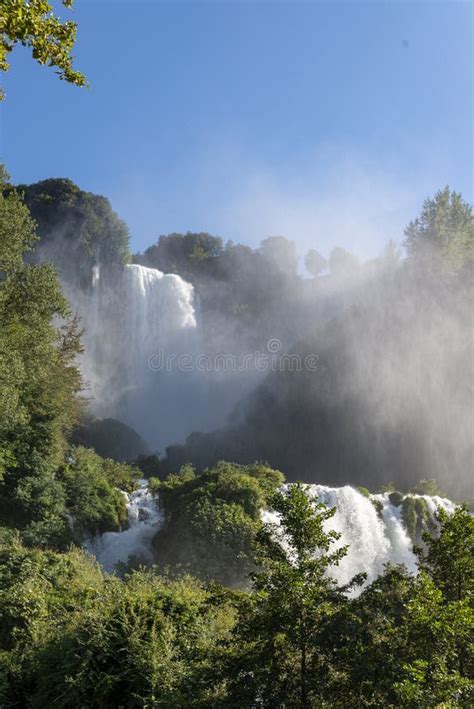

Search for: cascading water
xmin=88 ymin=482 xmax=457 ymax=585
xmin=78 ymin=263 xmax=200 ymax=445
xmin=263 ymin=485 xmax=457 ymax=593
xmin=85 ymin=480 xmax=162 ymax=573
xmin=73 ymin=261 xmax=266 ymax=449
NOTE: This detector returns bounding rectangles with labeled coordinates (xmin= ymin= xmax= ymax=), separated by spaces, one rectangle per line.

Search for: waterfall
xmin=75 ymin=262 xmax=262 ymax=448
xmin=263 ymin=485 xmax=457 ymax=593
xmin=78 ymin=263 xmax=199 ymax=445
xmin=85 ymin=480 xmax=162 ymax=573
xmin=87 ymin=481 xmax=457 ymax=582
xmin=119 ymin=264 xmax=196 ymax=385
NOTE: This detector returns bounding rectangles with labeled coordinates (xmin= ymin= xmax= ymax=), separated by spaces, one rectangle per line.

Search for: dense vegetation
xmin=10 ymin=172 xmax=472 ymax=498
xmin=11 ymin=177 xmax=131 ymax=289
xmin=71 ymin=416 xmax=149 ymax=462
xmin=1 ymin=11 xmax=472 ymax=704
xmin=0 ymin=170 xmax=472 ymax=704
xmin=0 ymin=168 xmax=140 ymax=549
xmin=0 ymin=484 xmax=472 ymax=707
xmin=150 ymin=461 xmax=284 ymax=585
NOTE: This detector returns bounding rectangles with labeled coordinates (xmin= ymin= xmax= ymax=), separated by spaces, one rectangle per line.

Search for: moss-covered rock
xmin=389 ymin=491 xmax=404 ymax=507
xmin=401 ymin=496 xmax=434 ymax=542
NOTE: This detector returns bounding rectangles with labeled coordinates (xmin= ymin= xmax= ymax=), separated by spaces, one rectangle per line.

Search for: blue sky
xmin=1 ymin=0 xmax=472 ymax=259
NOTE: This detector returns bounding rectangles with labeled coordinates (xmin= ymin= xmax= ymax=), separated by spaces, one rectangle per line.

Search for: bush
xmin=0 ymin=541 xmax=234 ymax=707
xmin=152 ymin=461 xmax=284 ymax=585
xmin=57 ymin=446 xmax=140 ymax=538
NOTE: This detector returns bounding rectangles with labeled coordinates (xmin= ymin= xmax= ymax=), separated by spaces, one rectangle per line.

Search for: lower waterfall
xmin=87 ymin=482 xmax=457 ymax=589
xmin=264 ymin=485 xmax=457 ymax=592
xmin=85 ymin=480 xmax=162 ymax=573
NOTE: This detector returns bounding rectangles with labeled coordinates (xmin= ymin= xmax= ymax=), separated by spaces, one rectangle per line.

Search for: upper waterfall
xmin=78 ymin=263 xmax=198 ymax=444
xmin=119 ymin=264 xmax=196 ymax=385
xmin=123 ymin=264 xmax=196 ymax=340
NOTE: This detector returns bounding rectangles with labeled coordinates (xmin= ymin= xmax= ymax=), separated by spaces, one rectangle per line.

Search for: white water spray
xmin=86 ymin=480 xmax=162 ymax=573
xmin=263 ymin=485 xmax=457 ymax=593
xmin=77 ymin=263 xmax=199 ymax=442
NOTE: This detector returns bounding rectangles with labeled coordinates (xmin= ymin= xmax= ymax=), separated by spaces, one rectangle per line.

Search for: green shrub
xmin=57 ymin=446 xmax=140 ymax=537
xmin=152 ymin=461 xmax=284 ymax=585
xmin=402 ymin=496 xmax=433 ymax=541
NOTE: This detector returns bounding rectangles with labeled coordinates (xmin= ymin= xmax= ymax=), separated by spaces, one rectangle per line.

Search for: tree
xmin=71 ymin=416 xmax=149 ymax=462
xmin=12 ymin=178 xmax=131 ymax=290
xmin=404 ymin=187 xmax=474 ymax=274
xmin=260 ymin=235 xmax=298 ymax=276
xmin=0 ymin=167 xmax=83 ymax=546
xmin=152 ymin=461 xmax=284 ymax=586
xmin=224 ymin=483 xmax=364 ymax=707
xmin=324 ymin=563 xmax=473 ymax=707
xmin=364 ymin=507 xmax=474 ymax=706
xmin=0 ymin=544 xmax=234 ymax=707
xmin=137 ymin=232 xmax=224 ymax=280
xmin=328 ymin=246 xmax=359 ymax=276
xmin=57 ymin=446 xmax=140 ymax=538
xmin=417 ymin=504 xmax=474 ymax=604
xmin=304 ymin=248 xmax=327 ymax=277
xmin=394 ymin=571 xmax=473 ymax=706
xmin=379 ymin=239 xmax=402 ymax=270
xmin=0 ymin=0 xmax=86 ymax=100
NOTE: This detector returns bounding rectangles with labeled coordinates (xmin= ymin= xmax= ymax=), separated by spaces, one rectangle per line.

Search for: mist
xmin=21 ymin=177 xmax=473 ymax=499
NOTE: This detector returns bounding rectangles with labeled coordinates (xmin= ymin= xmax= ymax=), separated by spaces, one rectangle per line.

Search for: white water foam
xmin=86 ymin=480 xmax=162 ymax=573
xmin=263 ymin=485 xmax=456 ymax=593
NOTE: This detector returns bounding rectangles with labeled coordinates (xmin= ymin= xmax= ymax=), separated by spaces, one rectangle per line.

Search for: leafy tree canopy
xmin=304 ymin=248 xmax=327 ymax=277
xmin=9 ymin=178 xmax=131 ymax=289
xmin=0 ymin=167 xmax=83 ymax=546
xmin=57 ymin=446 xmax=140 ymax=538
xmin=404 ymin=186 xmax=474 ymax=274
xmin=0 ymin=0 xmax=86 ymax=100
xmin=151 ymin=461 xmax=284 ymax=585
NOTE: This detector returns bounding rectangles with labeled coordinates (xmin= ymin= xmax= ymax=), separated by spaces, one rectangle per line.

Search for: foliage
xmin=136 ymin=231 xmax=224 ymax=281
xmin=0 ymin=482 xmax=471 ymax=706
xmin=389 ymin=490 xmax=404 ymax=506
xmin=0 ymin=0 xmax=86 ymax=100
xmin=11 ymin=178 xmax=131 ymax=289
xmin=401 ymin=495 xmax=434 ymax=542
xmin=152 ymin=461 xmax=284 ymax=585
xmin=304 ymin=248 xmax=327 ymax=277
xmin=328 ymin=246 xmax=359 ymax=275
xmin=404 ymin=186 xmax=474 ymax=274
xmin=410 ymin=478 xmax=443 ymax=496
xmin=0 ymin=542 xmax=234 ymax=707
xmin=0 ymin=170 xmax=83 ymax=546
xmin=71 ymin=416 xmax=149 ymax=462
xmin=57 ymin=446 xmax=140 ymax=538
xmin=259 ymin=235 xmax=298 ymax=275
xmin=133 ymin=453 xmax=162 ymax=479
xmin=416 ymin=505 xmax=474 ymax=604
xmin=221 ymin=484 xmax=364 ymax=706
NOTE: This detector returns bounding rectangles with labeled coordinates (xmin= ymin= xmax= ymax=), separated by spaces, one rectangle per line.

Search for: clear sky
xmin=1 ymin=0 xmax=472 ymax=259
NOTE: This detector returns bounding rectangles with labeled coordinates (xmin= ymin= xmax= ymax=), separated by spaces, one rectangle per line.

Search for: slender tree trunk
xmin=300 ymin=640 xmax=307 ymax=708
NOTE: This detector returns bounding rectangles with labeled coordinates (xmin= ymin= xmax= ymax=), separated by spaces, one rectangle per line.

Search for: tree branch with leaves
xmin=0 ymin=0 xmax=86 ymax=100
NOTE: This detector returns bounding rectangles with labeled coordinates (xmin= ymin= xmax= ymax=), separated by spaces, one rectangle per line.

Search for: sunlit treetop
xmin=0 ymin=0 xmax=87 ymax=100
